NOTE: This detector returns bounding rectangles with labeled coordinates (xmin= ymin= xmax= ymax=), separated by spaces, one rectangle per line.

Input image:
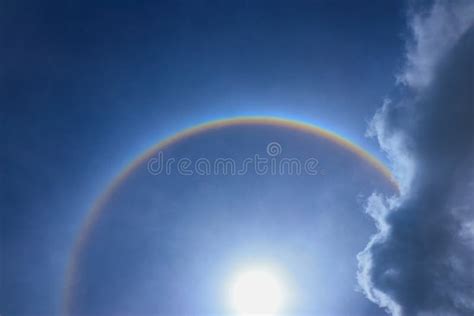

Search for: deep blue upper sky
xmin=2 ymin=1 xmax=407 ymax=314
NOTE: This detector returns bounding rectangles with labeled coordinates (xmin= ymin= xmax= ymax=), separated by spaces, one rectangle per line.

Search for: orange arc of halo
xmin=62 ymin=116 xmax=398 ymax=314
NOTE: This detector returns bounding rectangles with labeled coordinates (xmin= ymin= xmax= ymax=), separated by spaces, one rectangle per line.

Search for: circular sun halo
xmin=228 ymin=266 xmax=287 ymax=315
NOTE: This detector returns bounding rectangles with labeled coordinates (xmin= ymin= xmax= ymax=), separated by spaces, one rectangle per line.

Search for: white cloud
xmin=358 ymin=1 xmax=474 ymax=315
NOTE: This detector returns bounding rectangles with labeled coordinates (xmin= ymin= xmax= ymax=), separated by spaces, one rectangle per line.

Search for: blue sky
xmin=2 ymin=1 xmax=402 ymax=314
xmin=2 ymin=0 xmax=405 ymax=237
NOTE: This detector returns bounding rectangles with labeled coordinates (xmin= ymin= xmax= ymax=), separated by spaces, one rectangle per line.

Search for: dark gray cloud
xmin=357 ymin=1 xmax=474 ymax=315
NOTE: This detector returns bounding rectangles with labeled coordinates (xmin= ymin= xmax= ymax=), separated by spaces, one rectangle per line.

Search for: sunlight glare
xmin=228 ymin=265 xmax=287 ymax=315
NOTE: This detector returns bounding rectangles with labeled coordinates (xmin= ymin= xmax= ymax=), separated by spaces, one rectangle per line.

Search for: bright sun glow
xmin=228 ymin=266 xmax=287 ymax=316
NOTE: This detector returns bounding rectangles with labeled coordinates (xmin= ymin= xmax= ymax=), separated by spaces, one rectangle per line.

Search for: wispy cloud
xmin=399 ymin=0 xmax=474 ymax=89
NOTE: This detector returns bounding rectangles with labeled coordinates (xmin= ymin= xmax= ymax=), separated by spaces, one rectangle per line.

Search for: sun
xmin=228 ymin=265 xmax=287 ymax=315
